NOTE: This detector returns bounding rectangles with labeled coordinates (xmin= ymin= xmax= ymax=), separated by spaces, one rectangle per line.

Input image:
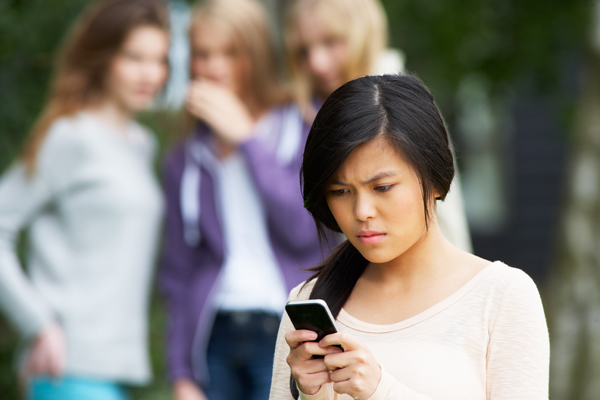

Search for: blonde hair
xmin=189 ymin=0 xmax=288 ymax=114
xmin=285 ymin=0 xmax=387 ymax=120
xmin=22 ymin=0 xmax=169 ymax=174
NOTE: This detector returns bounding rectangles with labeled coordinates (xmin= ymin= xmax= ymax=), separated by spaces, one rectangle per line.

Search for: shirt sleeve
xmin=158 ymin=149 xmax=196 ymax=382
xmin=270 ymin=282 xmax=318 ymax=400
xmin=0 ymin=122 xmax=83 ymax=338
xmin=486 ymin=271 xmax=550 ymax=399
xmin=365 ymin=367 xmax=434 ymax=400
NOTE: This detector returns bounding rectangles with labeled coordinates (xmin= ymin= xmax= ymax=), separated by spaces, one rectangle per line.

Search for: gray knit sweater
xmin=0 ymin=112 xmax=163 ymax=384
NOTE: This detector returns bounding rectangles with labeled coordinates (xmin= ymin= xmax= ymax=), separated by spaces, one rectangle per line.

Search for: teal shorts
xmin=29 ymin=376 xmax=128 ymax=400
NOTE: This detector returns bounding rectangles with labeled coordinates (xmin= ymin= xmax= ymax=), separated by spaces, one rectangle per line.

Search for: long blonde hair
xmin=285 ymin=0 xmax=388 ymax=120
xmin=22 ymin=0 xmax=169 ymax=174
xmin=189 ymin=0 xmax=288 ymax=115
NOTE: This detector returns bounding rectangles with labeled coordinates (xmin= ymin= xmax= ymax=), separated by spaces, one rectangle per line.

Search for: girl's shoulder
xmin=40 ymin=113 xmax=92 ymax=159
xmin=477 ymin=261 xmax=542 ymax=308
xmin=485 ymin=261 xmax=538 ymax=288
xmin=45 ymin=113 xmax=85 ymax=141
xmin=128 ymin=121 xmax=158 ymax=155
xmin=263 ymin=101 xmax=304 ymax=126
xmin=288 ymin=278 xmax=317 ymax=301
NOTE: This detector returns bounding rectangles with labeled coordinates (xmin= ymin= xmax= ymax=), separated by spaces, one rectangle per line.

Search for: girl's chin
xmin=126 ymin=99 xmax=153 ymax=112
xmin=354 ymin=246 xmax=397 ymax=265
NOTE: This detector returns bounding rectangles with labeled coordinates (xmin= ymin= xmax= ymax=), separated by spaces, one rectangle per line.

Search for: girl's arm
xmin=0 ymin=123 xmax=81 ymax=377
xmin=270 ymin=311 xmax=304 ymax=400
xmin=158 ymin=147 xmax=197 ymax=382
xmin=0 ymin=123 xmax=82 ymax=338
xmin=0 ymin=164 xmax=55 ymax=337
xmin=486 ymin=271 xmax=550 ymax=399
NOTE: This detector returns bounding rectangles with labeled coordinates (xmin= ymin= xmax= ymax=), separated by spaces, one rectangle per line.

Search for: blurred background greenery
xmin=0 ymin=0 xmax=595 ymax=398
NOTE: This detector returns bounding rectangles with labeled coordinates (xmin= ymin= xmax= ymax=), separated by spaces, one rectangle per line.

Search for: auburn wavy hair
xmin=22 ymin=0 xmax=169 ymax=173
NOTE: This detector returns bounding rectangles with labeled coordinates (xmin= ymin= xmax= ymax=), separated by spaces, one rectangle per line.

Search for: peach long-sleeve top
xmin=269 ymin=261 xmax=549 ymax=400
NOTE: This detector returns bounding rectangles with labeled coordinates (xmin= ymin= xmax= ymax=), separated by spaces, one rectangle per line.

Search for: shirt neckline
xmin=337 ymin=261 xmax=504 ymax=333
xmin=79 ymin=111 xmax=147 ymax=147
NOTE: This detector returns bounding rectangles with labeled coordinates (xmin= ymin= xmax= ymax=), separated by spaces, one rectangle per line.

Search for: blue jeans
xmin=29 ymin=376 xmax=128 ymax=400
xmin=204 ymin=311 xmax=280 ymax=400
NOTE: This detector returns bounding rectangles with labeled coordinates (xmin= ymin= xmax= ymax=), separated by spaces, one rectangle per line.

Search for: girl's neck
xmin=87 ymin=99 xmax=133 ymax=134
xmin=246 ymin=102 xmax=264 ymax=121
xmin=240 ymin=89 xmax=266 ymax=120
xmin=364 ymin=221 xmax=455 ymax=289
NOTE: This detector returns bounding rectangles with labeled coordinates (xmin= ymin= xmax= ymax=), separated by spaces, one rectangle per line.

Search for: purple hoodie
xmin=159 ymin=103 xmax=326 ymax=385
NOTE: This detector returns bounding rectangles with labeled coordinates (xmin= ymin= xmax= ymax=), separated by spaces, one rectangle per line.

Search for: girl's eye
xmin=329 ymin=189 xmax=348 ymax=196
xmin=375 ymin=185 xmax=393 ymax=192
xmin=323 ymin=37 xmax=338 ymax=48
xmin=298 ymin=46 xmax=308 ymax=59
xmin=123 ymin=51 xmax=142 ymax=62
xmin=225 ymin=47 xmax=237 ymax=58
xmin=193 ymin=50 xmax=208 ymax=60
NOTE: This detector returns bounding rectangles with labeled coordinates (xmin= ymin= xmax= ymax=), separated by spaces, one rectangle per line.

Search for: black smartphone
xmin=285 ymin=299 xmax=339 ymax=354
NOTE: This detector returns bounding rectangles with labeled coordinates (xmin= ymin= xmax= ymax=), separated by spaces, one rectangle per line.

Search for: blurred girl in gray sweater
xmin=0 ymin=0 xmax=169 ymax=399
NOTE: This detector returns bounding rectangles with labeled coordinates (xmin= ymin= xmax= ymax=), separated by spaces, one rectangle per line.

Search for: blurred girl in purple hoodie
xmin=159 ymin=1 xmax=325 ymax=399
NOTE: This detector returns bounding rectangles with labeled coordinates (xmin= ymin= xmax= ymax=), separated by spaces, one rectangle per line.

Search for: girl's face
xmin=326 ymin=137 xmax=435 ymax=265
xmin=190 ymin=21 xmax=249 ymax=96
xmin=106 ymin=25 xmax=169 ymax=113
xmin=295 ymin=9 xmax=349 ymax=97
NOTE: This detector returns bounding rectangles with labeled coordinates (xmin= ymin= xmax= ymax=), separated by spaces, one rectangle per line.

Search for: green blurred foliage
xmin=381 ymin=0 xmax=589 ymax=113
xmin=0 ymin=0 xmax=90 ymax=171
xmin=0 ymin=0 xmax=592 ymax=398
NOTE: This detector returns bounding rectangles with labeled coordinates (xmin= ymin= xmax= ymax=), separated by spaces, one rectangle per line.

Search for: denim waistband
xmin=214 ymin=310 xmax=280 ymax=327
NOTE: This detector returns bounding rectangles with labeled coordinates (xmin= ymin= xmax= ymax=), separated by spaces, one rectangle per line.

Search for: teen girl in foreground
xmin=0 ymin=0 xmax=169 ymax=399
xmin=159 ymin=0 xmax=323 ymax=399
xmin=269 ymin=75 xmax=549 ymax=399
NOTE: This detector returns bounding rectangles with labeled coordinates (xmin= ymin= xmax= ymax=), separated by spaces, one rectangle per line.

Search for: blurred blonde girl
xmin=284 ymin=0 xmax=472 ymax=252
xmin=159 ymin=1 xmax=323 ymax=399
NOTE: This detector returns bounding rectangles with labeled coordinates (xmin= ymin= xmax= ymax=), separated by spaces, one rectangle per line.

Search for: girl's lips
xmin=357 ymin=233 xmax=386 ymax=244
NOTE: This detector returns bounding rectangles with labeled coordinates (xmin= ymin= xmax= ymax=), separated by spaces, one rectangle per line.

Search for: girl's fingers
xmin=294 ymin=370 xmax=331 ymax=393
xmin=49 ymin=348 xmax=63 ymax=377
xmin=329 ymin=363 xmax=353 ymax=383
xmin=323 ymin=350 xmax=355 ymax=371
xmin=285 ymin=329 xmax=318 ymax=348
xmin=319 ymin=332 xmax=360 ymax=351
xmin=28 ymin=347 xmax=44 ymax=375
xmin=299 ymin=357 xmax=331 ymax=374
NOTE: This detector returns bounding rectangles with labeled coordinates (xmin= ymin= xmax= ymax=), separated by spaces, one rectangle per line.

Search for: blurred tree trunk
xmin=548 ymin=2 xmax=600 ymax=399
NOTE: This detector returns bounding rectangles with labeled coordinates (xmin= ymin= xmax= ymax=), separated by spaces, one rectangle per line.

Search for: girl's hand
xmin=22 ymin=321 xmax=67 ymax=378
xmin=173 ymin=378 xmax=208 ymax=400
xmin=186 ymin=79 xmax=255 ymax=145
xmin=320 ymin=332 xmax=381 ymax=400
xmin=285 ymin=329 xmax=343 ymax=395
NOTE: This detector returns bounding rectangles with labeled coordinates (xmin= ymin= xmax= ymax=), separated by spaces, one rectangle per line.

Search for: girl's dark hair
xmin=302 ymin=73 xmax=455 ymax=314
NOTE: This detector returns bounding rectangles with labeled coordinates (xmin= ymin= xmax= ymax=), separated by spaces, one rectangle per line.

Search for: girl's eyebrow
xmin=331 ymin=171 xmax=398 ymax=186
